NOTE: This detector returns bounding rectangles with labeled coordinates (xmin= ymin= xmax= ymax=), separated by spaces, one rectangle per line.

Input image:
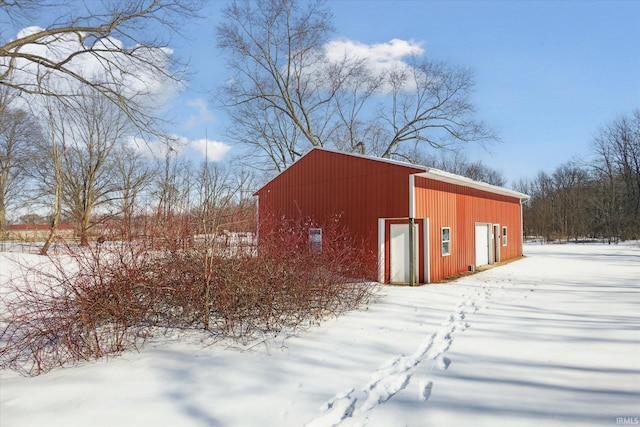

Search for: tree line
xmin=0 ymin=0 xmax=215 ymax=252
xmin=0 ymin=87 xmax=257 ymax=251
xmin=516 ymin=110 xmax=640 ymax=243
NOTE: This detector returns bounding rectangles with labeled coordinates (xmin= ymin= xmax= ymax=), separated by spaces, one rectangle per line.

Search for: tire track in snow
xmin=305 ymin=290 xmax=485 ymax=427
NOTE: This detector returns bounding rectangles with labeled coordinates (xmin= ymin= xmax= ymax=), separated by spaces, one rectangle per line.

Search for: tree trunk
xmin=80 ymin=209 xmax=91 ymax=246
xmin=41 ymin=120 xmax=63 ymax=256
xmin=0 ymin=197 xmax=6 ymax=239
xmin=40 ymin=210 xmax=59 ymax=255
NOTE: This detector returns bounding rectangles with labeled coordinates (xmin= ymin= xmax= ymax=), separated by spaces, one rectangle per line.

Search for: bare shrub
xmin=209 ymin=215 xmax=377 ymax=340
xmin=0 ymin=215 xmax=377 ymax=375
xmin=0 ymin=242 xmax=154 ymax=375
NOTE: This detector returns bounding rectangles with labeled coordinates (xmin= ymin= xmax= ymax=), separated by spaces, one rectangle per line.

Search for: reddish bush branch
xmin=0 ymin=215 xmax=377 ymax=376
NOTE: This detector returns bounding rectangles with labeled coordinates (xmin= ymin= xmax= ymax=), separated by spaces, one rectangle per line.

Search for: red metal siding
xmin=256 ymin=149 xmax=525 ymax=284
xmin=414 ymin=177 xmax=523 ymax=282
xmin=255 ymin=150 xmax=424 ymax=280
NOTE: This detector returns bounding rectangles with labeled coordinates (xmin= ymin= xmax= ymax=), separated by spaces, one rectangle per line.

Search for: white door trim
xmin=423 ymin=218 xmax=430 ymax=283
xmin=493 ymin=223 xmax=501 ymax=264
xmin=378 ymin=218 xmax=385 ymax=283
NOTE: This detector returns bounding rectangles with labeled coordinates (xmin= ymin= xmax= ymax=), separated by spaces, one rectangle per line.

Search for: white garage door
xmin=475 ymin=224 xmax=490 ymax=267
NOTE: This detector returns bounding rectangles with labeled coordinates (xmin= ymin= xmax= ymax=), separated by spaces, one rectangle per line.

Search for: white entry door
xmin=475 ymin=224 xmax=490 ymax=267
xmin=390 ymin=223 xmax=418 ymax=284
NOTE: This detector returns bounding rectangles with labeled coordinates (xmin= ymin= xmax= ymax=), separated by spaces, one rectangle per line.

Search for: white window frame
xmin=502 ymin=226 xmax=508 ymax=246
xmin=441 ymin=227 xmax=451 ymax=256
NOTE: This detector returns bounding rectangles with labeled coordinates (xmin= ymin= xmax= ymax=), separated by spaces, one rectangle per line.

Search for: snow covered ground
xmin=1 ymin=242 xmax=638 ymax=427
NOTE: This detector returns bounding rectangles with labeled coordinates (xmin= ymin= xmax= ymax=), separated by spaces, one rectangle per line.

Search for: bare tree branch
xmin=0 ymin=87 xmax=42 ymax=235
xmin=1 ymin=0 xmax=202 ymax=134
xmin=216 ymin=0 xmax=497 ymax=172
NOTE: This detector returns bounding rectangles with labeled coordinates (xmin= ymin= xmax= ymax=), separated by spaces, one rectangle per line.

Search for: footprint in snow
xmin=308 ymin=300 xmax=474 ymax=424
xmin=431 ymin=337 xmax=452 ymax=359
xmin=436 ymin=356 xmax=451 ymax=370
xmin=306 ymin=389 xmax=356 ymax=427
xmin=443 ymin=314 xmax=455 ymax=326
xmin=361 ymin=373 xmax=411 ymax=411
xmin=419 ymin=380 xmax=434 ymax=401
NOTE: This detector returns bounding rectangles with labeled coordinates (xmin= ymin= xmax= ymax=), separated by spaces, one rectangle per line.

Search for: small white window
xmin=441 ymin=227 xmax=451 ymax=256
xmin=502 ymin=226 xmax=507 ymax=246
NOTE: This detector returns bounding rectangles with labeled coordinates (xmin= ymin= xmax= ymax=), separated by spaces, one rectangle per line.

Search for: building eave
xmin=414 ymin=168 xmax=530 ymax=201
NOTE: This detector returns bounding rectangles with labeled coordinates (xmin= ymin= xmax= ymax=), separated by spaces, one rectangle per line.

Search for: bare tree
xmin=1 ymin=0 xmax=201 ymax=133
xmin=331 ymin=58 xmax=386 ymax=155
xmin=462 ymin=161 xmax=506 ymax=187
xmin=39 ymin=106 xmax=63 ymax=255
xmin=110 ymin=142 xmax=154 ymax=241
xmin=551 ymin=162 xmax=590 ymax=241
xmin=521 ymin=162 xmax=601 ymax=243
xmin=0 ymin=89 xmax=41 ymax=237
xmin=67 ymin=94 xmax=130 ymax=245
xmin=151 ymin=135 xmax=193 ymax=222
xmin=216 ymin=0 xmax=496 ymax=172
xmin=513 ymin=110 xmax=639 ymax=243
xmin=591 ymin=109 xmax=640 ymax=240
xmin=529 ymin=171 xmax=556 ymax=242
xmin=414 ymin=150 xmax=506 ymax=187
xmin=32 ymin=92 xmax=132 ymax=246
xmin=195 ymin=161 xmax=256 ymax=233
xmin=512 ymin=177 xmax=534 ymax=238
xmin=377 ymin=59 xmax=496 ymax=159
xmin=217 ymin=0 xmax=336 ymax=171
xmin=2 ymin=1 xmax=203 ymax=246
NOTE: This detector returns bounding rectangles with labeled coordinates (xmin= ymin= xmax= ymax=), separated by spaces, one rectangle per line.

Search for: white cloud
xmin=125 ymin=135 xmax=230 ymax=162
xmin=189 ymin=138 xmax=232 ymax=161
xmin=125 ymin=135 xmax=188 ymax=159
xmin=324 ymin=38 xmax=424 ymax=81
xmin=4 ymin=26 xmax=181 ymax=114
xmin=185 ymin=98 xmax=216 ymax=129
xmin=325 ymin=38 xmax=423 ymax=63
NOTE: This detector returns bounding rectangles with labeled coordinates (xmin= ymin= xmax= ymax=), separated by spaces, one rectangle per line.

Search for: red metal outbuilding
xmin=254 ymin=148 xmax=530 ymax=284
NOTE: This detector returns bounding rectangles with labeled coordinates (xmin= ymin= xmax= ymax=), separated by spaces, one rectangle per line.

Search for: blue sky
xmin=169 ymin=0 xmax=639 ymax=186
xmin=8 ymin=1 xmax=637 ymax=185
